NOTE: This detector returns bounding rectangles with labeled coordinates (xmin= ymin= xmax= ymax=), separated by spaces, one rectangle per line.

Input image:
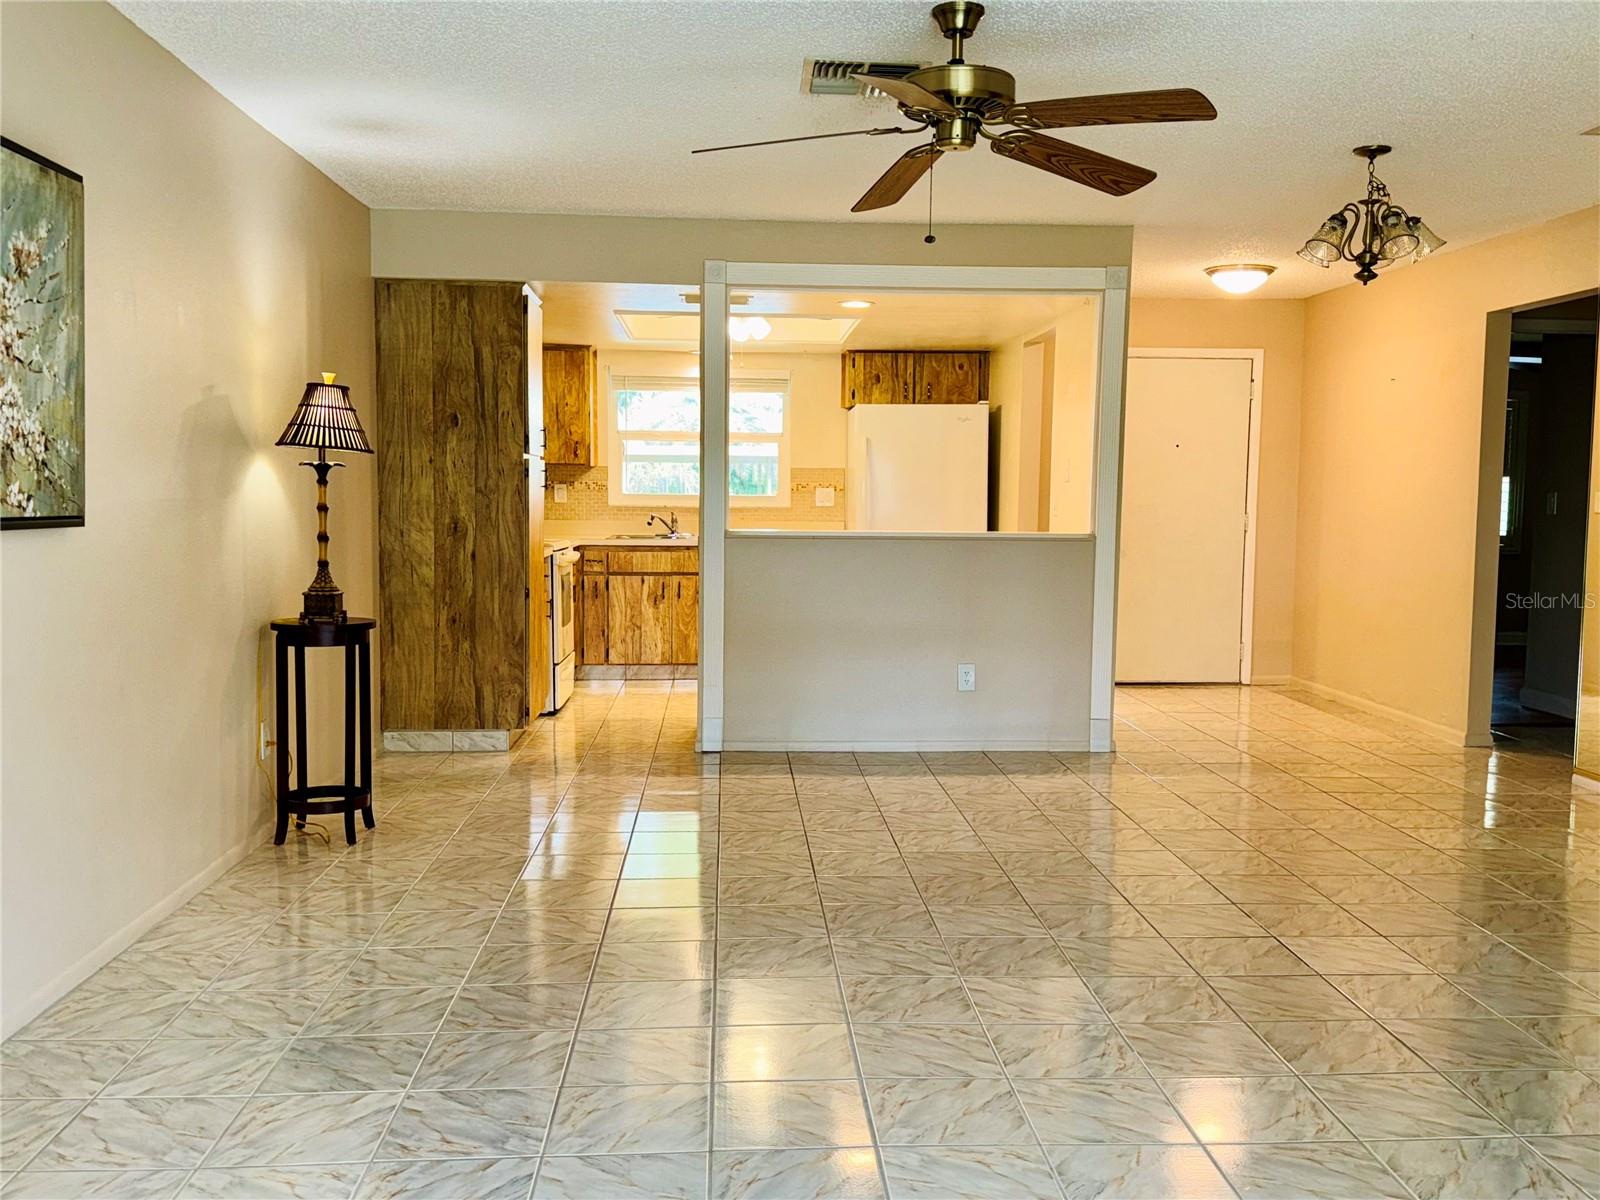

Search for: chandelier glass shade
xmin=1298 ymin=146 xmax=1445 ymax=285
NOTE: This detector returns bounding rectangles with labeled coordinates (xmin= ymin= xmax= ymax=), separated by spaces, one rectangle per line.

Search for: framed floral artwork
xmin=2 ymin=137 xmax=84 ymax=529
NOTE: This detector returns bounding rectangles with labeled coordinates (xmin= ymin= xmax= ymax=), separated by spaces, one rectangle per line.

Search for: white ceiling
xmin=115 ymin=0 xmax=1600 ymax=298
xmin=540 ymin=281 xmax=1093 ymax=349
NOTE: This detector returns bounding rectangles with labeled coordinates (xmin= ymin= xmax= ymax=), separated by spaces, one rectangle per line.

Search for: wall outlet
xmin=814 ymin=485 xmax=835 ymax=508
xmin=957 ymin=663 xmax=976 ymax=692
xmin=553 ymin=483 xmax=569 ymax=503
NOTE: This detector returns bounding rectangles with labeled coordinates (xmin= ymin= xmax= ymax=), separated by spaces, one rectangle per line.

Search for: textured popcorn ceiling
xmin=114 ymin=0 xmax=1599 ymax=298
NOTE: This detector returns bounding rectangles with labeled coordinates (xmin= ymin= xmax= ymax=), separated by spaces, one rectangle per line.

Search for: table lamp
xmin=277 ymin=372 xmax=372 ymax=622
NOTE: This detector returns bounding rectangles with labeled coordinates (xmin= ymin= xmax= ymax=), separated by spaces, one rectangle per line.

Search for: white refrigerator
xmin=845 ymin=403 xmax=989 ymax=531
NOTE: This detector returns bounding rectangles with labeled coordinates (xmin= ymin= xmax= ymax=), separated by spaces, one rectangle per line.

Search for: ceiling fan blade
xmin=989 ymin=132 xmax=1156 ymax=196
xmin=852 ymin=72 xmax=957 ymax=116
xmin=852 ymin=144 xmax=942 ymax=212
xmin=692 ymin=126 xmax=916 ymax=154
xmin=1006 ymin=88 xmax=1217 ymax=130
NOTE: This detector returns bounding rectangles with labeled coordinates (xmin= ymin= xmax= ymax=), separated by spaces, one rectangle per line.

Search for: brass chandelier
xmin=1298 ymin=145 xmax=1445 ymax=285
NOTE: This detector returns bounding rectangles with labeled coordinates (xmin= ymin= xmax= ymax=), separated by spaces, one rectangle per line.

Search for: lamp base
xmin=300 ymin=587 xmax=347 ymax=624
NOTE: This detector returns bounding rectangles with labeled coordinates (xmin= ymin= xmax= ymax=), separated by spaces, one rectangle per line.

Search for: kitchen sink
xmin=606 ymin=533 xmax=691 ymax=541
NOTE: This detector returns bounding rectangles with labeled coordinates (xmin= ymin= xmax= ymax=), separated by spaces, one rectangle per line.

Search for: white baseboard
xmin=1518 ymin=686 xmax=1576 ymax=720
xmin=1571 ymin=771 xmax=1600 ymax=794
xmin=2 ymin=814 xmax=274 ymax=1040
xmin=721 ymin=737 xmax=1093 ymax=752
xmin=1249 ymin=673 xmax=1293 ymax=685
xmin=1279 ymin=676 xmax=1469 ymax=747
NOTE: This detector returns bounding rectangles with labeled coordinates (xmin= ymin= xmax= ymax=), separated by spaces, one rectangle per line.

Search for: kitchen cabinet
xmin=543 ymin=344 xmax=596 ymax=466
xmin=842 ymin=349 xmax=989 ymax=409
xmin=673 ymin=575 xmax=699 ymax=664
xmin=577 ymin=546 xmax=699 ymax=665
xmin=580 ymin=574 xmax=608 ymax=665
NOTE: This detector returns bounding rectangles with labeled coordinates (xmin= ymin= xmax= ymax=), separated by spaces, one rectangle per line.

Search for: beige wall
xmin=987 ymin=298 xmax=1101 ymax=535
xmin=724 ymin=534 xmax=1095 ymax=748
xmin=1295 ymin=208 xmax=1599 ymax=739
xmin=1129 ymin=298 xmax=1306 ymax=680
xmin=0 ymin=2 xmax=374 ymax=1033
xmin=374 ymin=211 xmax=1131 ymax=285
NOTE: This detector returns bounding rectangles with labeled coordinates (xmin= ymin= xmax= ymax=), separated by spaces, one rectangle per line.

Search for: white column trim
xmin=1090 ymin=282 xmax=1129 ymax=752
xmin=697 ymin=261 xmax=729 ymax=752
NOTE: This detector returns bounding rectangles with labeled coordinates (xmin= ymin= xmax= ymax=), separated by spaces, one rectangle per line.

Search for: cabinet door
xmin=543 ymin=345 xmax=595 ymax=465
xmin=915 ymin=351 xmax=987 ymax=404
xmin=845 ymin=351 xmax=914 ymax=408
xmin=580 ymin=575 xmax=608 ymax=665
xmin=673 ymin=575 xmax=699 ymax=664
xmin=606 ymin=574 xmax=642 ymax=664
xmin=639 ymin=576 xmax=674 ymax=664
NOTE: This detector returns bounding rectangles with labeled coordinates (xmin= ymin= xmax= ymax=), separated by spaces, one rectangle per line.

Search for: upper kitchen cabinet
xmin=842 ymin=350 xmax=989 ymax=409
xmin=543 ymin=344 xmax=597 ymax=465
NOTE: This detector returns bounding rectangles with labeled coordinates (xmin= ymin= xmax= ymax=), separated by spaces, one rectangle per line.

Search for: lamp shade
xmin=1297 ymin=213 xmax=1348 ymax=266
xmin=276 ymin=374 xmax=372 ymax=454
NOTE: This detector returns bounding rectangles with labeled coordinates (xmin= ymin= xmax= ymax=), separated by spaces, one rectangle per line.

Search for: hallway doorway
xmin=1490 ymin=294 xmax=1598 ymax=746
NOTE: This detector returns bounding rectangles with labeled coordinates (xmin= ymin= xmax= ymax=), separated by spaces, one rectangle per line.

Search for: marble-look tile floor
xmin=3 ymin=682 xmax=1598 ymax=1199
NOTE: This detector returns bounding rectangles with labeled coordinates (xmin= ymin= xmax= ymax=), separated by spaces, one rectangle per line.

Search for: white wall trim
xmin=1571 ymin=771 xmax=1600 ymax=793
xmin=705 ymin=261 xmax=1126 ymax=756
xmin=723 ymin=738 xmax=1093 ymax=752
xmin=723 ymin=263 xmax=1110 ymax=292
xmin=1089 ymin=285 xmax=1129 ymax=751
xmin=1280 ymin=676 xmax=1475 ymax=747
xmin=696 ymin=261 xmax=729 ymax=752
xmin=1126 ymin=348 xmax=1265 ymax=685
xmin=2 ymin=816 xmax=274 ymax=1039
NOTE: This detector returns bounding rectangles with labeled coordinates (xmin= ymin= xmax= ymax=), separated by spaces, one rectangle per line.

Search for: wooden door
xmin=543 ymin=344 xmax=595 ymax=465
xmin=1116 ymin=356 xmax=1253 ymax=683
xmin=639 ymin=576 xmax=674 ymax=663
xmin=845 ymin=351 xmax=913 ymax=408
xmin=580 ymin=575 xmax=609 ymax=665
xmin=606 ymin=574 xmax=642 ymax=664
xmin=376 ymin=279 xmax=528 ymax=732
xmin=916 ymin=351 xmax=987 ymax=405
xmin=673 ymin=574 xmax=699 ymax=664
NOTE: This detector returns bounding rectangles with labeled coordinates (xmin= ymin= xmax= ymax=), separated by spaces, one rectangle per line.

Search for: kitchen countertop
xmin=574 ymin=536 xmax=699 ymax=548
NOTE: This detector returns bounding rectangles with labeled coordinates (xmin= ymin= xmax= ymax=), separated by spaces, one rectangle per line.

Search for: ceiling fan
xmin=693 ymin=0 xmax=1216 ymax=212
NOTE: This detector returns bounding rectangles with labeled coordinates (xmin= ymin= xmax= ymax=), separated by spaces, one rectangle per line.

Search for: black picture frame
xmin=2 ymin=135 xmax=85 ymax=530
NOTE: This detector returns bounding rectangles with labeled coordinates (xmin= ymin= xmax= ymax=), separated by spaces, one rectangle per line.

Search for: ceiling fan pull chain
xmin=925 ymin=152 xmax=938 ymax=244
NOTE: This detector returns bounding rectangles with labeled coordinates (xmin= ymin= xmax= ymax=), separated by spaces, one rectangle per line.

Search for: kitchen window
xmin=608 ymin=373 xmax=790 ymax=506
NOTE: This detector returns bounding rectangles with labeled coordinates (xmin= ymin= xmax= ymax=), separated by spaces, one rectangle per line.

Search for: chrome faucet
xmin=646 ymin=511 xmax=680 ymax=537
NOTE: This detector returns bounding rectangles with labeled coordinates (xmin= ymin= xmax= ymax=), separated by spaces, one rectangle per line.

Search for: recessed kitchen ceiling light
xmin=840 ymin=299 xmax=873 ymax=309
xmin=1204 ymin=263 xmax=1275 ymax=294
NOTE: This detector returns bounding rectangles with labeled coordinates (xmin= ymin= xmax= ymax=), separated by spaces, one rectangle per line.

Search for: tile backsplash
xmin=545 ymin=464 xmax=846 ymax=525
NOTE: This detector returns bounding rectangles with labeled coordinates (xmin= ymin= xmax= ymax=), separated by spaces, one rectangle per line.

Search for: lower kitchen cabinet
xmin=577 ymin=546 xmax=698 ymax=666
xmin=673 ymin=575 xmax=699 ymax=664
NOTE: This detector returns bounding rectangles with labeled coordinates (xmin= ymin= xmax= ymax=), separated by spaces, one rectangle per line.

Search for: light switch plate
xmin=554 ymin=483 xmax=569 ymax=503
xmin=957 ymin=663 xmax=976 ymax=692
xmin=814 ymin=486 xmax=836 ymax=508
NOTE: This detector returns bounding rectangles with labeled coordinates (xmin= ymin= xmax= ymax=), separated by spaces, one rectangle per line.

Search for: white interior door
xmin=1116 ymin=356 xmax=1253 ymax=683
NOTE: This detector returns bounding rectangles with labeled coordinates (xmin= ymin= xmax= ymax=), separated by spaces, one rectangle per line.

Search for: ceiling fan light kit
xmin=693 ymin=1 xmax=1216 ymax=216
xmin=1205 ymin=264 xmax=1275 ymax=294
xmin=1298 ymin=145 xmax=1446 ymax=284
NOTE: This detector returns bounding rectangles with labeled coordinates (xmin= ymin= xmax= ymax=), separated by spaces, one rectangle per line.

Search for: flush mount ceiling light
xmin=840 ymin=299 xmax=874 ymax=309
xmin=727 ymin=315 xmax=773 ymax=343
xmin=1298 ymin=145 xmax=1445 ymax=285
xmin=1204 ymin=264 xmax=1274 ymax=294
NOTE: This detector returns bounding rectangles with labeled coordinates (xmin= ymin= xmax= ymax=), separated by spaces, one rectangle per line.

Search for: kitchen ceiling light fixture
xmin=1204 ymin=263 xmax=1275 ymax=294
xmin=840 ymin=299 xmax=874 ymax=309
xmin=727 ymin=315 xmax=773 ymax=343
xmin=1298 ymin=145 xmax=1445 ymax=285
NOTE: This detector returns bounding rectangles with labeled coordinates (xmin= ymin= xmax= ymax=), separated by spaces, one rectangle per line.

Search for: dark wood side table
xmin=271 ymin=618 xmax=376 ymax=846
